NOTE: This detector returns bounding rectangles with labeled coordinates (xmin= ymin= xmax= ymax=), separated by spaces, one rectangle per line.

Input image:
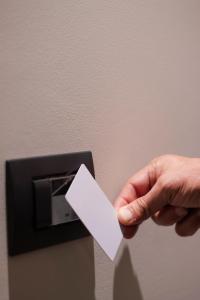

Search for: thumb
xmin=118 ymin=181 xmax=167 ymax=225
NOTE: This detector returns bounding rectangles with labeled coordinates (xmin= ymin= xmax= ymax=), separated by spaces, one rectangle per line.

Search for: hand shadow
xmin=113 ymin=245 xmax=143 ymax=300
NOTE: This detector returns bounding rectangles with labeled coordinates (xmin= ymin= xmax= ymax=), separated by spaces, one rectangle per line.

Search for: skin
xmin=114 ymin=155 xmax=200 ymax=239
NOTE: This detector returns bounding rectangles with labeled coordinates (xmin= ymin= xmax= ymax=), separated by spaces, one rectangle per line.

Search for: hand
xmin=115 ymin=155 xmax=200 ymax=238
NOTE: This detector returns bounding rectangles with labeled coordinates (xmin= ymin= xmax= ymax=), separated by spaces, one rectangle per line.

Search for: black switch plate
xmin=6 ymin=151 xmax=94 ymax=256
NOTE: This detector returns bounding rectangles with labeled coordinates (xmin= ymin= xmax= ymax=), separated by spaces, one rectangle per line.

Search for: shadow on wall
xmin=8 ymin=237 xmax=95 ymax=300
xmin=113 ymin=245 xmax=143 ymax=300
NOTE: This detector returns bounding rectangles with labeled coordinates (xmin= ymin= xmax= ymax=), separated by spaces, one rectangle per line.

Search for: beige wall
xmin=1 ymin=1 xmax=200 ymax=299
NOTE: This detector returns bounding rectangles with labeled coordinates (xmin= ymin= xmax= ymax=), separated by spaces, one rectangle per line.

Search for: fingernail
xmin=118 ymin=207 xmax=133 ymax=224
xmin=175 ymin=207 xmax=188 ymax=217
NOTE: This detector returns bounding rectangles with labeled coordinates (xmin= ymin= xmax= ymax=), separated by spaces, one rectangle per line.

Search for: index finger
xmin=114 ymin=163 xmax=156 ymax=211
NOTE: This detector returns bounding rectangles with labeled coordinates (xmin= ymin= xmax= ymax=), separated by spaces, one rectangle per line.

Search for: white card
xmin=65 ymin=164 xmax=123 ymax=261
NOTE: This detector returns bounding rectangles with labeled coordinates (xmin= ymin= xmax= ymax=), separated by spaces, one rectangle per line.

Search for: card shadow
xmin=8 ymin=237 xmax=95 ymax=300
xmin=113 ymin=245 xmax=143 ymax=300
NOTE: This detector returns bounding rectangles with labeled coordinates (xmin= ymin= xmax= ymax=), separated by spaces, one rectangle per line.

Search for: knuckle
xmin=151 ymin=211 xmax=163 ymax=225
xmin=175 ymin=225 xmax=195 ymax=237
xmin=151 ymin=215 xmax=162 ymax=226
xmin=152 ymin=215 xmax=172 ymax=226
xmin=151 ymin=155 xmax=176 ymax=175
xmin=175 ymin=229 xmax=191 ymax=237
xmin=157 ymin=175 xmax=174 ymax=193
xmin=157 ymin=176 xmax=168 ymax=190
xmin=175 ymin=211 xmax=200 ymax=237
xmin=151 ymin=154 xmax=173 ymax=165
xmin=134 ymin=197 xmax=151 ymax=220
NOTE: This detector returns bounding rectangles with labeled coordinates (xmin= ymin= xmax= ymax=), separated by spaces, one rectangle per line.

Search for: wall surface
xmin=1 ymin=1 xmax=200 ymax=299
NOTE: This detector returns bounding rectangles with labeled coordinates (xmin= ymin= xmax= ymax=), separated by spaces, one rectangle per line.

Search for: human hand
xmin=115 ymin=155 xmax=200 ymax=238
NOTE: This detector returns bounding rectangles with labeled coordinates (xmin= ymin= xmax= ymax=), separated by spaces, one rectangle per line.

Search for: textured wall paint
xmin=1 ymin=1 xmax=200 ymax=299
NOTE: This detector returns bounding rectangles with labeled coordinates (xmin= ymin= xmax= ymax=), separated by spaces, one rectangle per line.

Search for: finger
xmin=118 ymin=179 xmax=168 ymax=225
xmin=175 ymin=209 xmax=200 ymax=236
xmin=152 ymin=206 xmax=188 ymax=226
xmin=114 ymin=181 xmax=138 ymax=211
xmin=120 ymin=224 xmax=139 ymax=239
xmin=114 ymin=163 xmax=157 ymax=211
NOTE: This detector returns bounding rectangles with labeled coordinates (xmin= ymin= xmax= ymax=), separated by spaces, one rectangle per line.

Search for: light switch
xmin=6 ymin=151 xmax=94 ymax=255
xmin=51 ymin=175 xmax=79 ymax=225
xmin=33 ymin=175 xmax=78 ymax=228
